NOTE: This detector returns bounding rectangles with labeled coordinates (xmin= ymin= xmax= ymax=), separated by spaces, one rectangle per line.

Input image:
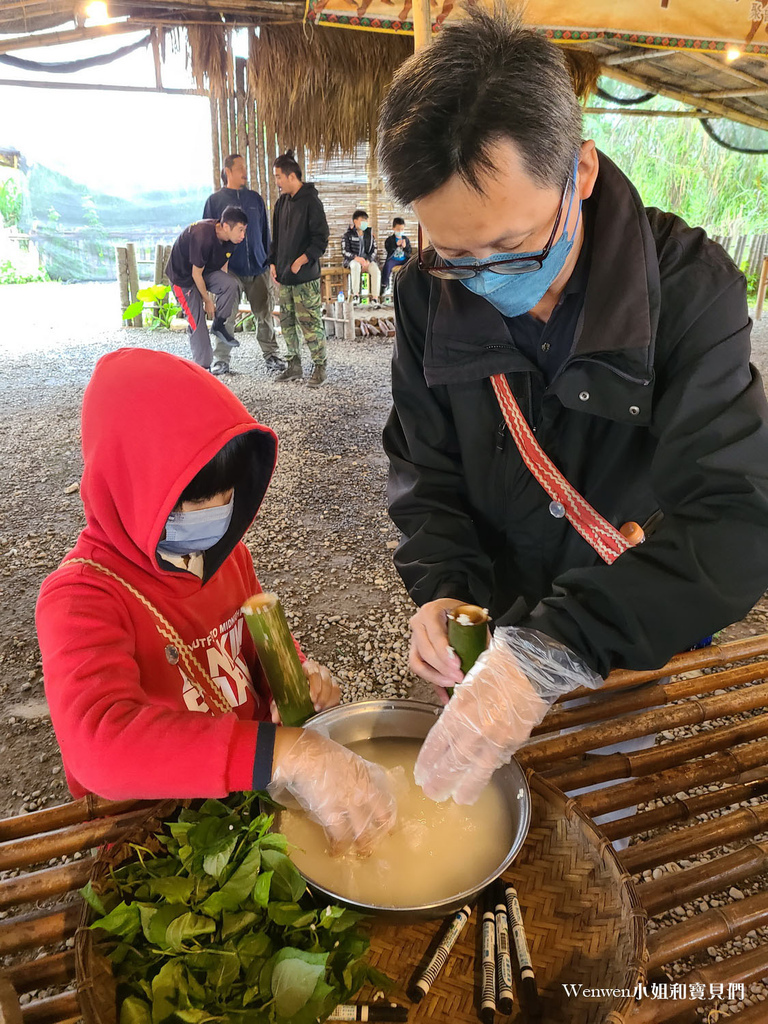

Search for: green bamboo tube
xmin=447 ymin=604 xmax=490 ymax=675
xmin=241 ymin=593 xmax=315 ymax=728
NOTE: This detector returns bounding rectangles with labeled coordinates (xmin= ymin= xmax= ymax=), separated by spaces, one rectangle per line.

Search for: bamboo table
xmin=2 ymin=635 xmax=768 ymax=1024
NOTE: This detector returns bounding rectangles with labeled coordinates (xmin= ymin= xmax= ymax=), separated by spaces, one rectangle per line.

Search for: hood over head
xmin=79 ymin=348 xmax=277 ymax=582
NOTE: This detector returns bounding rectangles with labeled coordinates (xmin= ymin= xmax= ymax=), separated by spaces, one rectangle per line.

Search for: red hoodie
xmin=36 ymin=348 xmax=284 ymax=801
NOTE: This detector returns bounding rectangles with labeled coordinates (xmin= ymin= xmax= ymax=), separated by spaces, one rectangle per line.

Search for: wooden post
xmin=115 ymin=245 xmax=130 ymax=324
xmin=218 ymin=95 xmax=229 ymax=177
xmin=153 ymin=243 xmax=165 ymax=287
xmin=755 ymin=254 xmax=768 ymax=319
xmin=413 ymin=0 xmax=432 ymax=50
xmin=151 ymin=27 xmax=163 ymax=90
xmin=124 ymin=241 xmax=142 ymax=327
xmin=257 ymin=115 xmax=269 ymax=211
xmin=236 ymin=57 xmax=248 ymax=173
xmin=227 ymin=32 xmax=237 ymax=161
xmin=209 ymin=92 xmax=220 ymax=191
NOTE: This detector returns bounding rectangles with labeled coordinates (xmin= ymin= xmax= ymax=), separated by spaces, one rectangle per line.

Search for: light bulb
xmin=84 ymin=1 xmax=109 ymax=24
xmin=726 ymin=47 xmax=741 ymax=62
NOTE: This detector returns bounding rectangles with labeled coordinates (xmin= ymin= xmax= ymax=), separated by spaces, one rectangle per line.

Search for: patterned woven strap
xmin=62 ymin=558 xmax=232 ymax=714
xmin=490 ymin=374 xmax=631 ymax=566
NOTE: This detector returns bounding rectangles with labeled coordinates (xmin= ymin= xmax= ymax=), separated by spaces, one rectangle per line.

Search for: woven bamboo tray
xmin=76 ymin=777 xmax=646 ymax=1024
xmin=363 ymin=773 xmax=648 ymax=1024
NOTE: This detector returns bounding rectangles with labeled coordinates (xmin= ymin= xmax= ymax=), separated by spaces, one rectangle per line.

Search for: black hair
xmin=177 ymin=433 xmax=253 ymax=505
xmin=222 ymin=153 xmax=242 ymax=187
xmin=377 ymin=3 xmax=582 ymax=204
xmin=273 ymin=149 xmax=303 ymax=180
xmin=220 ymin=205 xmax=248 ymax=227
xmin=392 ymin=217 xmax=405 ymax=227
xmin=352 ymin=209 xmax=368 ymax=221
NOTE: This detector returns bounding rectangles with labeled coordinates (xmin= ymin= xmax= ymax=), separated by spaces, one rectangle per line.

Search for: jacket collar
xmin=423 ymin=152 xmax=660 ymax=397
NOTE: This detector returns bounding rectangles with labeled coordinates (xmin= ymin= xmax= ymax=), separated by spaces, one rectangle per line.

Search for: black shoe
xmin=211 ymin=318 xmax=239 ymax=348
xmin=265 ymin=355 xmax=286 ymax=374
xmin=211 ymin=361 xmax=231 ymax=376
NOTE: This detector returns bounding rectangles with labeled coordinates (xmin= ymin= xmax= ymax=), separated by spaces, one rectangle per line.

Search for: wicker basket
xmin=76 ymin=777 xmax=646 ymax=1024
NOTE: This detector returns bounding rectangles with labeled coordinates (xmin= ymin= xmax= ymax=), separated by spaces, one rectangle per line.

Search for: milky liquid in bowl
xmin=278 ymin=736 xmax=513 ymax=908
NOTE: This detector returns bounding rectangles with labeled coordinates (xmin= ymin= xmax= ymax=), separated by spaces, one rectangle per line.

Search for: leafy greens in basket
xmin=82 ymin=792 xmax=390 ymax=1024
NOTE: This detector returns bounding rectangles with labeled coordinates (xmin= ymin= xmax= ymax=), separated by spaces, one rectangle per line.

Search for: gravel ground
xmin=3 ymin=281 xmax=768 ymax=1018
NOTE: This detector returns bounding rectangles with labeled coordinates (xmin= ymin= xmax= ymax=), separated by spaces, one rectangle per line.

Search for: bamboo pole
xmin=258 ymin=117 xmax=270 ymax=214
xmin=719 ymin=998 xmax=768 ymax=1023
xmin=601 ymin=775 xmax=768 ymax=842
xmin=639 ymin=842 xmax=768 ymax=916
xmin=518 ymin=680 xmax=768 ymax=768
xmin=0 ymin=809 xmax=152 ymax=872
xmin=620 ymin=802 xmax=768 ymax=874
xmin=548 ymin=714 xmax=768 ymax=791
xmin=209 ymin=92 xmax=221 ymax=191
xmin=0 ymin=22 xmax=141 ymax=54
xmin=0 ymin=904 xmax=81 ymax=957
xmin=412 ymin=0 xmax=432 ymax=51
xmin=21 ymin=991 xmax=80 ymax=1024
xmin=247 ymin=32 xmax=260 ymax=194
xmin=0 ymin=858 xmax=94 ymax=911
xmin=236 ymin=57 xmax=248 ymax=170
xmin=151 ymin=27 xmax=163 ymax=91
xmin=0 ymin=976 xmax=23 ymax=1024
xmin=219 ymin=96 xmax=230 ymax=175
xmin=5 ymin=952 xmax=76 ymax=995
xmin=227 ymin=33 xmax=237 ymax=161
xmin=755 ymin=255 xmax=768 ymax=321
xmin=153 ymin=243 xmax=165 ymax=288
xmin=124 ymin=242 xmax=142 ymax=327
xmin=626 ymin=944 xmax=768 ymax=1023
xmin=115 ymin=246 xmax=129 ymax=324
xmin=0 ymin=797 xmax=142 ymax=843
xmin=647 ymin=890 xmax=768 ymax=971
xmin=562 ymin=634 xmax=768 ymax=701
xmin=575 ymin=735 xmax=768 ymax=818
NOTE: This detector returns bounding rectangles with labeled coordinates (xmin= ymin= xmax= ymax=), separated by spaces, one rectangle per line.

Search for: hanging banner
xmin=306 ymin=0 xmax=766 ymax=55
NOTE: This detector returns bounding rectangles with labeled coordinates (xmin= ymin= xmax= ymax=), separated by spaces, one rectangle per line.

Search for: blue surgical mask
xmin=395 ymin=231 xmax=403 ymax=238
xmin=359 ymin=221 xmax=368 ymax=231
xmin=157 ymin=494 xmax=234 ymax=557
xmin=454 ymin=164 xmax=581 ymax=318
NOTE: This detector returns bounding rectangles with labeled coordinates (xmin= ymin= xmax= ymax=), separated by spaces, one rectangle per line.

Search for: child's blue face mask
xmin=157 ymin=494 xmax=234 ymax=557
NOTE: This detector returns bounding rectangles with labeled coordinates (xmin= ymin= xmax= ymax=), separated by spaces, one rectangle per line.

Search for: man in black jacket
xmin=269 ymin=151 xmax=330 ymax=388
xmin=341 ymin=209 xmax=381 ymax=305
xmin=378 ymin=7 xmax=768 ymax=805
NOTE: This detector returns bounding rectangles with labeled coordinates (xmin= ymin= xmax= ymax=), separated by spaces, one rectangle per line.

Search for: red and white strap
xmin=490 ymin=373 xmax=631 ymax=565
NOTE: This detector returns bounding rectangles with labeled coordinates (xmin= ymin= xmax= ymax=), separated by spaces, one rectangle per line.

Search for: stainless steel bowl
xmin=292 ymin=698 xmax=531 ymax=920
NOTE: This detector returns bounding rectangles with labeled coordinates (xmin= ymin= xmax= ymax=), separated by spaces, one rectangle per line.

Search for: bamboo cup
xmin=447 ymin=604 xmax=490 ymax=675
xmin=241 ymin=593 xmax=315 ymax=727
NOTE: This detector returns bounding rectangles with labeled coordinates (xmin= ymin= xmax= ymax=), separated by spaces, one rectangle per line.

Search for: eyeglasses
xmin=417 ymin=161 xmax=577 ymax=280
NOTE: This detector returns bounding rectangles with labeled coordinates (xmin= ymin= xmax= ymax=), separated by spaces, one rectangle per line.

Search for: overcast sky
xmin=0 ymin=28 xmax=220 ymax=195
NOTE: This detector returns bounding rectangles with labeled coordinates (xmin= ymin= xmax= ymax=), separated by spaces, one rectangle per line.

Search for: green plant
xmin=0 ymin=259 xmax=49 ymax=285
xmin=123 ymin=284 xmax=182 ymax=330
xmin=83 ymin=792 xmax=389 ymax=1024
xmin=0 ymin=178 xmax=22 ymax=228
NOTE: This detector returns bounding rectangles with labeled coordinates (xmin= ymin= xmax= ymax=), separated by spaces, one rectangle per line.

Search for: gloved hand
xmin=268 ymin=729 xmax=399 ymax=855
xmin=414 ymin=627 xmax=602 ymax=805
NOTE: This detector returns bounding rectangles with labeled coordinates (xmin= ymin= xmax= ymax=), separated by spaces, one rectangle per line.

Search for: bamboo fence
xmin=2 ymin=636 xmax=768 ymax=1022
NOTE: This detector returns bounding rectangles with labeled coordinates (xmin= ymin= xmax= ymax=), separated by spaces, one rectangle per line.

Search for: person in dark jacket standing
xmin=269 ymin=151 xmax=330 ymax=388
xmin=341 ymin=209 xmax=381 ymax=305
xmin=203 ymin=154 xmax=285 ymax=377
xmin=382 ymin=217 xmax=412 ymax=295
xmin=377 ymin=7 xmax=768 ymax=806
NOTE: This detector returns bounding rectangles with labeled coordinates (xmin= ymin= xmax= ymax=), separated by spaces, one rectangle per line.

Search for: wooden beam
xmin=584 ymin=107 xmax=711 ymax=118
xmin=603 ymin=46 xmax=680 ymax=66
xmin=686 ymin=48 xmax=768 ymax=92
xmin=604 ymin=64 xmax=768 ymax=133
xmin=0 ymin=21 xmax=142 ymax=54
xmin=0 ymin=78 xmax=204 ymax=94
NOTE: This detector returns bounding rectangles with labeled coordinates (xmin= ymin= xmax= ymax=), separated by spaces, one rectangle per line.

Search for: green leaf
xmin=151 ymin=959 xmax=185 ymax=1022
xmin=271 ymin=958 xmax=324 ymax=1018
xmin=236 ymin=930 xmax=272 ymax=968
xmin=198 ymin=799 xmax=232 ymax=818
xmin=260 ymin=850 xmax=305 ymax=903
xmin=201 ymin=845 xmax=261 ymax=916
xmin=123 ymin=300 xmax=143 ymax=319
xmin=251 ymin=870 xmax=272 ymax=909
xmin=80 ymin=880 xmax=108 ymax=917
xmin=119 ymin=995 xmax=152 ymax=1024
xmin=90 ymin=901 xmax=141 ymax=941
xmin=221 ymin=910 xmax=258 ymax=941
xmin=267 ymin=903 xmax=315 ymax=928
xmin=165 ymin=912 xmax=217 ymax=952
xmin=148 ymin=876 xmax=195 ymax=903
xmin=139 ymin=904 xmax=188 ymax=946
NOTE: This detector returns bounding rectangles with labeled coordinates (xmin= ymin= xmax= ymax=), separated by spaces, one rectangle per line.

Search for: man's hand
xmin=270 ymin=660 xmax=340 ymax=724
xmin=354 ymin=256 xmax=367 ymax=267
xmin=270 ymin=263 xmax=278 ymax=284
xmin=409 ymin=598 xmax=465 ymax=700
xmin=203 ymin=295 xmax=215 ymax=318
xmin=290 ymin=254 xmax=309 ymax=275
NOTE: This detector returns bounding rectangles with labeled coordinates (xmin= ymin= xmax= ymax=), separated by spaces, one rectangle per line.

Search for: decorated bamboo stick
xmin=624 ymin=943 xmax=768 ymax=1023
xmin=0 ymin=797 xmax=143 ymax=844
xmin=0 ymin=858 xmax=94 ymax=910
xmin=575 ymin=735 xmax=768 ymax=817
xmin=601 ymin=775 xmax=768 ymax=842
xmin=547 ymin=714 xmax=768 ymax=791
xmin=638 ymin=842 xmax=768 ymax=915
xmin=4 ymin=951 xmax=76 ymax=994
xmin=0 ymin=904 xmax=80 ymax=957
xmin=241 ymin=593 xmax=315 ymax=727
xmin=517 ymin=680 xmax=768 ymax=768
xmin=539 ymin=660 xmax=768 ymax=736
xmin=21 ymin=990 xmax=80 ymax=1024
xmin=647 ymin=890 xmax=768 ymax=971
xmin=621 ymin=802 xmax=768 ymax=874
xmin=0 ymin=809 xmax=151 ymax=872
xmin=562 ymin=633 xmax=768 ymax=701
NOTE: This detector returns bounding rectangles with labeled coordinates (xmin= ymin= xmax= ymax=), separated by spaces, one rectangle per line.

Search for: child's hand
xmin=270 ymin=660 xmax=340 ymax=723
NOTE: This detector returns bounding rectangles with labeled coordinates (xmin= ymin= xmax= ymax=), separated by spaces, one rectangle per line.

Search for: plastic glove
xmin=414 ymin=627 xmax=602 ymax=805
xmin=268 ymin=729 xmax=399 ymax=855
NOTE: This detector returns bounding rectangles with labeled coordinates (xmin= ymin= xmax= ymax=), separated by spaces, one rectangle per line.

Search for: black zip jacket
xmin=384 ymin=153 xmax=768 ymax=678
xmin=341 ymin=226 xmax=378 ymax=267
xmin=269 ymin=183 xmax=329 ymax=286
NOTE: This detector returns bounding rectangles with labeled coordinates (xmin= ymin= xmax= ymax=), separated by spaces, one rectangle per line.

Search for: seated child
xmin=36 ymin=348 xmax=396 ymax=853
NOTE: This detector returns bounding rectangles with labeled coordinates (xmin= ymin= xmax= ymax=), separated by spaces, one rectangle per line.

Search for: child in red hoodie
xmin=36 ymin=348 xmax=396 ymax=853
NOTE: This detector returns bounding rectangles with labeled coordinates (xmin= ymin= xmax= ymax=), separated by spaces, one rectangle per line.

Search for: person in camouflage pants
xmin=279 ymin=279 xmax=327 ymax=367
